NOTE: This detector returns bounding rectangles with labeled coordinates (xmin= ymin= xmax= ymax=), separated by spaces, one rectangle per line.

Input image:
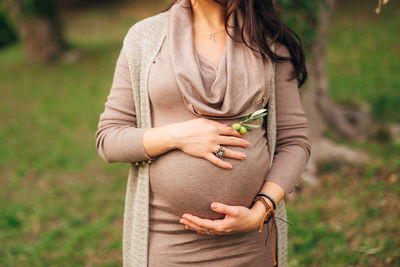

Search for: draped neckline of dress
xmin=167 ymin=0 xmax=268 ymax=119
xmin=194 ymin=44 xmax=227 ymax=72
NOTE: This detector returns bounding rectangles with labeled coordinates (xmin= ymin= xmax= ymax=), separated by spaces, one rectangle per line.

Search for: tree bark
xmin=305 ymin=0 xmax=362 ymax=140
xmin=300 ymin=0 xmax=370 ymax=187
xmin=4 ymin=0 xmax=66 ymax=63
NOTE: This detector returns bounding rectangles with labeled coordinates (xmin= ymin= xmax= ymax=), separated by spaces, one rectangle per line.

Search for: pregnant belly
xmin=149 ymin=132 xmax=270 ymax=220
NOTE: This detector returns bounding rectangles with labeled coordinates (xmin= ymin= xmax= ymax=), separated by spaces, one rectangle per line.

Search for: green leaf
xmin=241 ymin=123 xmax=261 ymax=130
xmin=240 ymin=113 xmax=253 ymax=122
xmin=250 ymin=109 xmax=267 ymax=117
xmin=244 ymin=112 xmax=267 ymax=122
xmin=240 ymin=109 xmax=267 ymax=122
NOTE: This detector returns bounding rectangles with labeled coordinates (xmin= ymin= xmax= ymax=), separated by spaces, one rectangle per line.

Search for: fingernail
xmin=242 ymin=154 xmax=246 ymax=159
xmin=211 ymin=203 xmax=217 ymax=209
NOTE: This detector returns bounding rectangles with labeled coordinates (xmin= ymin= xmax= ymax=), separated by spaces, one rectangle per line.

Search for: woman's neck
xmin=190 ymin=0 xmax=225 ymax=31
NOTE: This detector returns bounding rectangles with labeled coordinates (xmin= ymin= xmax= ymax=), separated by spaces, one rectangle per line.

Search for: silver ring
xmin=214 ymin=145 xmax=225 ymax=158
xmin=206 ymin=228 xmax=211 ymax=235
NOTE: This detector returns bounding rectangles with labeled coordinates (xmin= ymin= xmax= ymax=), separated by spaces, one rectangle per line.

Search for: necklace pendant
xmin=209 ymin=34 xmax=216 ymax=41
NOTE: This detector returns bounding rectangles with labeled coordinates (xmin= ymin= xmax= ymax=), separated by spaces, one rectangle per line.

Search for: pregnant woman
xmin=95 ymin=0 xmax=311 ymax=266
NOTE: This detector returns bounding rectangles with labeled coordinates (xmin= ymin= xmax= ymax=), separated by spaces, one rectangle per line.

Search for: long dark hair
xmin=163 ymin=0 xmax=307 ymax=88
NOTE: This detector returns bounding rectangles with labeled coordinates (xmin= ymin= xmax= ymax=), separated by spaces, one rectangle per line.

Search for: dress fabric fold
xmin=168 ymin=0 xmax=268 ymax=119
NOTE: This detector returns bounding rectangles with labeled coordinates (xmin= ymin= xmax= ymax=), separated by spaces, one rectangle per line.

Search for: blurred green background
xmin=0 ymin=0 xmax=399 ymax=266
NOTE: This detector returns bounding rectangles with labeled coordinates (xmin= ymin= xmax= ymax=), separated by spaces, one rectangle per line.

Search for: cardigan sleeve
xmin=95 ymin=45 xmax=153 ymax=163
xmin=264 ymin=43 xmax=311 ymax=196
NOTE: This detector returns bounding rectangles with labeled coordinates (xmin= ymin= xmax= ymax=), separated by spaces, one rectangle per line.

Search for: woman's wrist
xmin=161 ymin=123 xmax=181 ymax=150
xmin=258 ymin=181 xmax=285 ymax=207
xmin=249 ymin=198 xmax=274 ymax=229
xmin=143 ymin=125 xmax=178 ymax=157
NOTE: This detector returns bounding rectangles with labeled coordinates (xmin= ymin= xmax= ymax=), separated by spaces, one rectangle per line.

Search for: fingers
xmin=217 ymin=147 xmax=246 ymax=160
xmin=204 ymin=153 xmax=233 ymax=169
xmin=211 ymin=203 xmax=242 ymax=218
xmin=217 ymin=135 xmax=250 ymax=148
xmin=211 ymin=202 xmax=233 ymax=216
xmin=180 ymin=218 xmax=215 ymax=235
xmin=199 ymin=119 xmax=251 ymax=168
xmin=217 ymin=124 xmax=245 ymax=138
xmin=201 ymin=119 xmax=244 ymax=138
xmin=205 ymin=144 xmax=249 ymax=168
xmin=181 ymin=214 xmax=226 ymax=235
xmin=180 ymin=213 xmax=233 ymax=236
xmin=182 ymin=214 xmax=218 ymax=230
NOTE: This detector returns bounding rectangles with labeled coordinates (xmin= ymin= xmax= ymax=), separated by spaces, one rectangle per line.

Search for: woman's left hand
xmin=179 ymin=202 xmax=262 ymax=235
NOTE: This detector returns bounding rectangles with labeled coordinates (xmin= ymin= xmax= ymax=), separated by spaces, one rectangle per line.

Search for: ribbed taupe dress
xmin=146 ymin=2 xmax=275 ymax=264
xmin=95 ymin=0 xmax=311 ymax=265
xmin=146 ymin=41 xmax=277 ymax=267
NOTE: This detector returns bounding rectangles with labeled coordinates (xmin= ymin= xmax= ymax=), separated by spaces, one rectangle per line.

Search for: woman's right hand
xmin=164 ymin=118 xmax=250 ymax=169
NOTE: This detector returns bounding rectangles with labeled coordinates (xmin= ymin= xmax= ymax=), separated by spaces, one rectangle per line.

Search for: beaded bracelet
xmin=252 ymin=196 xmax=277 ymax=266
xmin=256 ymin=192 xmax=277 ymax=210
xmin=252 ymin=196 xmax=274 ymax=225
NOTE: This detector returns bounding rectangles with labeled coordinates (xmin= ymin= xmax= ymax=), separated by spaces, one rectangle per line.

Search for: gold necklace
xmin=193 ymin=23 xmax=225 ymax=42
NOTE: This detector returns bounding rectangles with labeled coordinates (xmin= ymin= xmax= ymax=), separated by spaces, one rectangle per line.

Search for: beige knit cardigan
xmin=121 ymin=11 xmax=288 ymax=267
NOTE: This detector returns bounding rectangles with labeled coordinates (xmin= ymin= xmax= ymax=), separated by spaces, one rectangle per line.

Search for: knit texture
xmin=122 ymin=11 xmax=288 ymax=267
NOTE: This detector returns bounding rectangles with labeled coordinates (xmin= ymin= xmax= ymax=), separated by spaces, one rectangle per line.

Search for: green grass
xmin=287 ymin=1 xmax=400 ymax=266
xmin=327 ymin=0 xmax=400 ymax=123
xmin=0 ymin=3 xmax=137 ymax=265
xmin=287 ymin=145 xmax=400 ymax=266
xmin=0 ymin=0 xmax=399 ymax=266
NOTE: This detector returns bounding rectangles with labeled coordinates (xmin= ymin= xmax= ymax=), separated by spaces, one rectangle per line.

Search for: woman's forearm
xmin=250 ymin=181 xmax=285 ymax=225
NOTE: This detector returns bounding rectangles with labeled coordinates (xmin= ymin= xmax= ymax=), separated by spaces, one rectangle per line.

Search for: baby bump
xmin=149 ymin=130 xmax=270 ymax=220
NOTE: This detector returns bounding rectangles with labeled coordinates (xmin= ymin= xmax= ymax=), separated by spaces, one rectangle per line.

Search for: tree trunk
xmin=4 ymin=0 xmax=66 ymax=63
xmin=305 ymin=0 xmax=361 ymax=140
xmin=299 ymin=0 xmax=370 ymax=188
